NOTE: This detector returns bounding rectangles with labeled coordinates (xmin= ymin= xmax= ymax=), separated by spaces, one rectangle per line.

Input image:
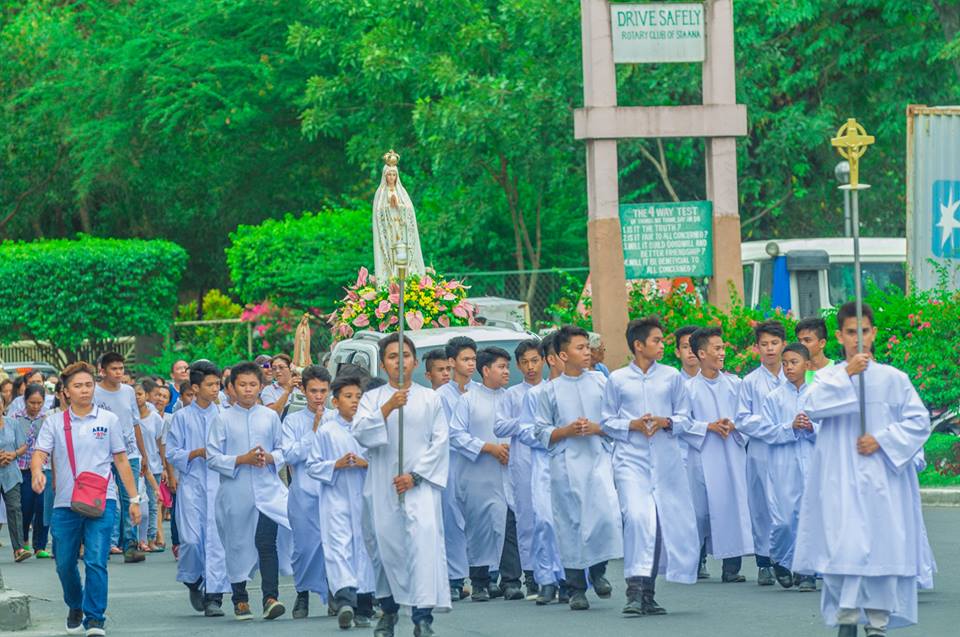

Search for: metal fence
xmin=449 ymin=267 xmax=589 ymax=326
xmin=0 ymin=337 xmax=136 ymax=370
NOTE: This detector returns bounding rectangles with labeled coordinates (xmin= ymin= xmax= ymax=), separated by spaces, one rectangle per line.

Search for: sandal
xmin=110 ymin=546 xmax=123 ymax=555
xmin=15 ymin=548 xmax=33 ymax=562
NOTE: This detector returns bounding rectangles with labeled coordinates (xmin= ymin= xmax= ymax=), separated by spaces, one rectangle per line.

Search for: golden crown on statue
xmin=383 ymin=149 xmax=400 ymax=167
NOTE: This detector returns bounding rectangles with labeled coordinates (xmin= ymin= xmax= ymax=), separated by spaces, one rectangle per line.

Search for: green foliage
xmin=918 ymin=433 xmax=960 ymax=487
xmin=177 ymin=289 xmax=243 ymax=321
xmin=0 ymin=237 xmax=185 ymax=365
xmin=226 ymin=209 xmax=372 ymax=311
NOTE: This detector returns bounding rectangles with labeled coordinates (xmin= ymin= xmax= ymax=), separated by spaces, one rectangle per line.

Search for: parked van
xmin=741 ymin=237 xmax=906 ymax=317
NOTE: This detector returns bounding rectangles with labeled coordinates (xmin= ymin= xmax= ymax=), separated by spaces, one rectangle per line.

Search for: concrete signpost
xmin=576 ymin=0 xmax=747 ymax=366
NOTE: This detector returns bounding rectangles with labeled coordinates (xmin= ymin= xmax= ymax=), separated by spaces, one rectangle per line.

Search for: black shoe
xmin=640 ymin=593 xmax=667 ymax=616
xmin=622 ymin=598 xmax=644 ymax=616
xmin=489 ymin=585 xmax=504 ymax=599
xmin=837 ymin=625 xmax=857 ymax=637
xmin=204 ymin=601 xmax=224 ymax=617
xmin=85 ymin=618 xmax=106 ymax=636
xmin=337 ymin=606 xmax=354 ymax=630
xmin=525 ymin=578 xmax=539 ymax=598
xmin=471 ymin=585 xmax=491 ymax=602
xmin=293 ymin=591 xmax=309 ymax=619
xmin=697 ymin=562 xmax=711 ymax=579
xmin=123 ymin=547 xmax=146 ymax=563
xmin=536 ymin=584 xmax=557 ymax=605
xmin=263 ymin=597 xmax=285 ymax=620
xmin=757 ymin=567 xmax=775 ymax=586
xmin=721 ymin=572 xmax=746 ymax=583
xmin=558 ymin=586 xmax=570 ymax=604
xmin=354 ymin=615 xmax=372 ymax=628
xmin=592 ymin=574 xmax=612 ymax=598
xmin=413 ymin=620 xmax=436 ymax=637
xmin=797 ymin=576 xmax=817 ymax=592
xmin=503 ymin=584 xmax=524 ymax=601
xmin=374 ymin=613 xmax=398 ymax=637
xmin=450 ymin=586 xmax=462 ymax=604
xmin=569 ymin=591 xmax=590 ymax=610
xmin=66 ymin=609 xmax=84 ymax=635
xmin=188 ymin=583 xmax=205 ymax=612
xmin=773 ymin=564 xmax=794 ymax=589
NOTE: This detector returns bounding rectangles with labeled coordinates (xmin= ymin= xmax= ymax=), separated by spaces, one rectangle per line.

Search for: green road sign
xmin=619 ymin=200 xmax=713 ymax=278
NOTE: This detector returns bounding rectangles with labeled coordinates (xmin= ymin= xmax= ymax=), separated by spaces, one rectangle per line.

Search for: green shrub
xmin=0 ymin=236 xmax=185 ymax=366
xmin=226 ymin=209 xmax=372 ymax=311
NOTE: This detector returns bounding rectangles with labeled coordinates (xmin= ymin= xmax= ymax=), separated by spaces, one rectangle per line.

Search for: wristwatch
xmin=129 ymin=495 xmax=142 ymax=505
xmin=663 ymin=417 xmax=674 ymax=431
xmin=409 ymin=472 xmax=424 ymax=487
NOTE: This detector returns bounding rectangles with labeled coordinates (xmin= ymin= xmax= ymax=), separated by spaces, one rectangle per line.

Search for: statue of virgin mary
xmin=372 ymin=150 xmax=426 ymax=286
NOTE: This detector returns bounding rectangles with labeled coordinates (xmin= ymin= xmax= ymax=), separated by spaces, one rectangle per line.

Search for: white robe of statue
xmin=372 ymin=154 xmax=425 ymax=286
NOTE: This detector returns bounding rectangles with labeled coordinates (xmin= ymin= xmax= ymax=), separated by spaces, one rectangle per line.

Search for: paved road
xmin=3 ymin=507 xmax=957 ymax=636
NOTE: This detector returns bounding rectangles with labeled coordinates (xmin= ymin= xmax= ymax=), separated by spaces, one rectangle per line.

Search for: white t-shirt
xmin=35 ymin=406 xmax=126 ymax=508
xmin=139 ymin=411 xmax=164 ymax=475
xmin=94 ymin=384 xmax=141 ymax=460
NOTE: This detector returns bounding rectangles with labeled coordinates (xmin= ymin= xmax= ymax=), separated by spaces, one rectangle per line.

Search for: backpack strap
xmin=63 ymin=410 xmax=78 ymax=478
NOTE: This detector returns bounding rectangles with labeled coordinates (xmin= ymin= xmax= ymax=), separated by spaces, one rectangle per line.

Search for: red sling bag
xmin=63 ymin=410 xmax=110 ymax=518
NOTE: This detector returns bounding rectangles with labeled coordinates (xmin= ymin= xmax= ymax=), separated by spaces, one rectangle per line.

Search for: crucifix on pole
xmin=575 ymin=0 xmax=747 ymax=366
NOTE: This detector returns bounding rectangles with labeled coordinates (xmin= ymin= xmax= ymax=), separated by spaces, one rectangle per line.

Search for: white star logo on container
xmin=937 ymin=189 xmax=960 ymax=250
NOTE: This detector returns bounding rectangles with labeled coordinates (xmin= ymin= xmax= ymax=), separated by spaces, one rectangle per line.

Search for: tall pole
xmin=394 ymin=241 xmax=409 ymax=504
xmin=831 ymin=119 xmax=875 ymax=437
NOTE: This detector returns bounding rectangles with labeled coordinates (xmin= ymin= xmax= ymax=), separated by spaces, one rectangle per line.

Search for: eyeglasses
xmin=272 ymin=364 xmax=289 ymax=371
xmin=260 ymin=363 xmax=271 ymax=369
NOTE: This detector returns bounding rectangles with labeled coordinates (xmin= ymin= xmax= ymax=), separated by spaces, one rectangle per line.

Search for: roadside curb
xmin=921 ymin=488 xmax=960 ymax=507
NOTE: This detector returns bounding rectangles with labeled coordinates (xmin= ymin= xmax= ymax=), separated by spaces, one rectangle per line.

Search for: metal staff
xmin=394 ymin=240 xmax=410 ymax=504
xmin=831 ymin=118 xmax=875 ymax=436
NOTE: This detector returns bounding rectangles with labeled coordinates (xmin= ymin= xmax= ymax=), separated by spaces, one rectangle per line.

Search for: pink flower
xmin=388 ymin=282 xmax=400 ymax=305
xmin=389 ymin=315 xmax=399 ymax=325
xmin=452 ymin=302 xmax=470 ymax=319
xmin=921 ymin=321 xmax=931 ymax=329
xmin=353 ymin=314 xmax=370 ymax=327
xmin=405 ymin=310 xmax=425 ymax=330
xmin=356 ymin=267 xmax=369 ymax=288
xmin=438 ymin=314 xmax=450 ymax=328
xmin=255 ymin=324 xmax=268 ymax=336
xmin=442 ymin=292 xmax=456 ymax=301
xmin=360 ymin=288 xmax=377 ymax=301
xmin=421 ymin=274 xmax=434 ymax=288
xmin=262 ymin=340 xmax=270 ymax=349
xmin=347 ymin=290 xmax=359 ymax=302
xmin=375 ymin=300 xmax=392 ymax=318
xmin=379 ymin=321 xmax=390 ymax=331
xmin=338 ymin=324 xmax=354 ymax=338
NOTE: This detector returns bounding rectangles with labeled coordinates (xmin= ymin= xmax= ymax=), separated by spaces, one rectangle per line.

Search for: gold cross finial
xmin=830 ymin=118 xmax=874 ymax=188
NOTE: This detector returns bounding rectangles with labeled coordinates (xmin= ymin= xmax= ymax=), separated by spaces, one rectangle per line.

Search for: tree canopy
xmin=2 ymin=0 xmax=958 ymax=302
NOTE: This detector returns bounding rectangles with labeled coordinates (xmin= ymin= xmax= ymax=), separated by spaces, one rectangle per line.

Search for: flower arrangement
xmin=242 ymin=300 xmax=323 ymax=351
xmin=329 ymin=267 xmax=477 ymax=341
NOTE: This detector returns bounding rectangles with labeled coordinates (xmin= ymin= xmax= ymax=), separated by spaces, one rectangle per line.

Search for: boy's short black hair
xmin=673 ymin=325 xmax=699 ymax=348
xmin=554 ymin=325 xmax=589 ymax=353
xmin=364 ymin=377 xmax=387 ymax=391
xmin=99 ymin=352 xmax=125 ymax=368
xmin=754 ymin=319 xmax=786 ymax=344
xmin=423 ymin=349 xmax=449 ymax=373
xmin=301 ymin=365 xmax=332 ymax=389
xmin=626 ymin=316 xmax=662 ymax=352
xmin=783 ymin=342 xmax=811 ymax=360
xmin=514 ymin=339 xmax=542 ymax=363
xmin=795 ymin=317 xmax=827 ymax=341
xmin=140 ymin=378 xmax=159 ymax=394
xmin=445 ymin=336 xmax=477 ymax=360
xmin=690 ymin=327 xmax=723 ymax=359
xmin=477 ymin=346 xmax=511 ymax=374
xmin=540 ymin=331 xmax=558 ymax=358
xmin=229 ymin=361 xmax=264 ymax=386
xmin=377 ymin=333 xmax=417 ymax=363
xmin=331 ymin=374 xmax=364 ymax=398
xmin=179 ymin=381 xmax=193 ymax=395
xmin=836 ymin=302 xmax=875 ymax=329
xmin=189 ymin=360 xmax=221 ymax=387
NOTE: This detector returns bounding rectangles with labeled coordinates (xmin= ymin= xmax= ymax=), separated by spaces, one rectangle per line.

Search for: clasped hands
xmin=707 ymin=418 xmax=736 ymax=439
xmin=334 ymin=452 xmax=368 ymax=470
xmin=0 ymin=450 xmax=15 ymax=466
xmin=792 ymin=413 xmax=814 ymax=431
xmin=629 ymin=413 xmax=669 ymax=437
xmin=565 ymin=417 xmax=603 ymax=438
xmin=238 ymin=445 xmax=273 ymax=467
xmin=482 ymin=442 xmax=510 ymax=465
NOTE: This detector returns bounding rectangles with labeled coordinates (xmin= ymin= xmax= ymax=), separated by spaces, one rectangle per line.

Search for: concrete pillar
xmin=0 ymin=569 xmax=31 ymax=631
xmin=703 ymin=0 xmax=744 ymax=307
xmin=581 ymin=0 xmax=630 ymax=367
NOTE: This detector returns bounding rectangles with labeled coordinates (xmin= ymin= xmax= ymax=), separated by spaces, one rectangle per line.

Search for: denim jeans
xmin=20 ymin=468 xmax=49 ymax=550
xmin=230 ymin=513 xmax=279 ymax=607
xmin=52 ymin=501 xmax=117 ymax=627
xmin=146 ymin=473 xmax=160 ymax=540
xmin=111 ymin=459 xmax=140 ymax=550
xmin=379 ymin=595 xmax=433 ymax=625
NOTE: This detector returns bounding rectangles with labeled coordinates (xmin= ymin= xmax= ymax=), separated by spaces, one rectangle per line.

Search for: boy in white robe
xmin=207 ymin=362 xmax=291 ymax=621
xmin=602 ymin=317 xmax=700 ymax=616
xmin=734 ymin=319 xmax=786 ymax=586
xmin=450 ymin=346 xmax=523 ymax=601
xmin=535 ymin=325 xmax=622 ymax=611
xmin=353 ymin=333 xmax=450 ymax=637
xmin=280 ymin=365 xmax=330 ymax=619
xmin=685 ymin=327 xmax=754 ymax=582
xmin=423 ymin=350 xmax=452 ymax=390
xmin=517 ymin=334 xmax=566 ymax=605
xmin=758 ymin=342 xmax=817 ymax=591
xmin=794 ymin=302 xmax=930 ymax=637
xmin=435 ymin=336 xmax=479 ymax=602
xmin=494 ymin=339 xmax=545 ymax=599
xmin=795 ymin=317 xmax=835 ymax=384
xmin=307 ymin=375 xmax=376 ymax=629
xmin=165 ymin=361 xmax=230 ymax=616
